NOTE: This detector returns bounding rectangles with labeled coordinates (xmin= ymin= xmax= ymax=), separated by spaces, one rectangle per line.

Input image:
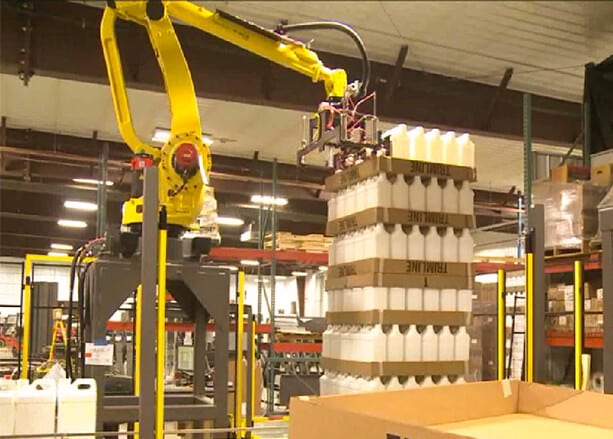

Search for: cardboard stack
xmin=546 ymin=283 xmax=604 ymax=334
xmin=322 ymin=141 xmax=477 ymax=394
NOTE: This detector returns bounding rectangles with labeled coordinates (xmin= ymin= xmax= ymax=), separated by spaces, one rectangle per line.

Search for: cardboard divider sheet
xmin=321 ymin=357 xmax=468 ymax=377
xmin=326 ymin=310 xmax=471 ymax=326
xmin=325 ymin=156 xmax=477 ymax=193
xmin=329 ymin=258 xmax=473 ymax=279
xmin=326 ymin=207 xmax=475 ymax=236
xmin=325 ymin=272 xmax=473 ymax=290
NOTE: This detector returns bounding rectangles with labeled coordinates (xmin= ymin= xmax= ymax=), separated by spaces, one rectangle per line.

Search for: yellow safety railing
xmin=236 ymin=271 xmax=245 ymax=438
xmin=574 ymin=260 xmax=584 ymax=390
xmin=497 ymin=268 xmax=506 ymax=380
xmin=525 ymin=251 xmax=534 ymax=382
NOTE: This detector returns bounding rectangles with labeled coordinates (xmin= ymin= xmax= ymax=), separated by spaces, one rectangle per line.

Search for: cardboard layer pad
xmin=290 ymin=381 xmax=613 ymax=439
xmin=326 ymin=310 xmax=471 ymax=326
xmin=326 ymin=207 xmax=475 ymax=236
xmin=325 ymin=156 xmax=477 ymax=192
xmin=321 ymin=357 xmax=467 ymax=377
xmin=325 ymin=272 xmax=473 ymax=291
xmin=328 ymin=258 xmax=473 ymax=279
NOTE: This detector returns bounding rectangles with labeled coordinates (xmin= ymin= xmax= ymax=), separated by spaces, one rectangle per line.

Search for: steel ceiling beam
xmin=0 ymin=1 xmax=581 ymax=145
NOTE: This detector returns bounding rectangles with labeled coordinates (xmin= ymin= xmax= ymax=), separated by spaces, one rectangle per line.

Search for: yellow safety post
xmin=250 ymin=316 xmax=257 ymax=423
xmin=134 ymin=284 xmax=142 ymax=438
xmin=236 ymin=271 xmax=245 ymax=438
xmin=497 ymin=268 xmax=506 ymax=380
xmin=155 ymin=208 xmax=168 ymax=439
xmin=20 ymin=255 xmax=33 ymax=379
xmin=574 ymin=260 xmax=584 ymax=390
xmin=525 ymin=251 xmax=534 ymax=382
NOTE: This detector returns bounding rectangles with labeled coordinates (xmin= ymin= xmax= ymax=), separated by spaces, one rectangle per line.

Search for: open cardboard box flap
xmin=289 ymin=381 xmax=613 ymax=438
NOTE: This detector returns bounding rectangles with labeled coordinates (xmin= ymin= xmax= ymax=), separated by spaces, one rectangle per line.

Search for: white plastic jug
xmin=421 ymin=325 xmax=439 ymax=361
xmin=442 ymin=179 xmax=459 ymax=214
xmin=454 ymin=327 xmax=471 ymax=361
xmin=423 ymin=288 xmax=440 ymax=311
xmin=441 ymin=132 xmax=459 ymax=166
xmin=391 ymin=175 xmax=409 ymax=210
xmin=442 ymin=226 xmax=459 ymax=262
xmin=343 ymin=288 xmax=353 ymax=312
xmin=386 ymin=325 xmax=404 ymax=361
xmin=353 ymin=227 xmax=366 ymax=260
xmin=337 ymin=188 xmax=347 ymax=219
xmin=407 ymin=175 xmax=426 ymax=211
xmin=439 ymin=376 xmax=451 ymax=386
xmin=0 ymin=379 xmax=16 ymax=436
xmin=386 ymin=376 xmax=403 ymax=391
xmin=440 ymin=288 xmax=457 ymax=311
xmin=365 ymin=173 xmax=392 ymax=209
xmin=457 ymin=289 xmax=473 ymax=312
xmin=458 ymin=181 xmax=473 ymax=215
xmin=407 ymin=225 xmax=425 ymax=260
xmin=425 ymin=129 xmax=443 ymax=164
xmin=406 ymin=288 xmax=423 ymax=311
xmin=373 ymin=224 xmax=391 ymax=259
xmin=455 ymin=376 xmax=467 ymax=385
xmin=404 ymin=325 xmax=421 ymax=361
xmin=343 ymin=326 xmax=360 ymax=361
xmin=14 ymin=378 xmax=56 ymax=438
xmin=408 ymin=126 xmax=427 ymax=161
xmin=57 ymin=378 xmax=97 ymax=438
xmin=362 ymin=286 xmax=388 ymax=311
xmin=389 ymin=124 xmax=410 ymax=159
xmin=458 ymin=229 xmax=474 ymax=262
xmin=334 ymin=235 xmax=345 ymax=265
xmin=327 ymin=197 xmax=337 ymax=221
xmin=424 ymin=227 xmax=442 ymax=261
xmin=344 ymin=231 xmax=356 ymax=263
xmin=355 ymin=180 xmax=368 ymax=214
xmin=425 ymin=178 xmax=443 ymax=212
xmin=354 ymin=377 xmax=368 ymax=393
xmin=345 ymin=184 xmax=356 ymax=217
xmin=457 ymin=133 xmax=475 ymax=168
xmin=363 ymin=325 xmax=386 ymax=362
xmin=404 ymin=376 xmax=420 ymax=389
xmin=438 ymin=326 xmax=455 ymax=361
xmin=363 ymin=377 xmax=386 ymax=393
xmin=322 ymin=325 xmax=333 ymax=357
xmin=390 ymin=224 xmax=408 ymax=259
xmin=388 ymin=287 xmax=405 ymax=310
xmin=319 ymin=373 xmax=330 ymax=396
xmin=421 ymin=376 xmax=435 ymax=388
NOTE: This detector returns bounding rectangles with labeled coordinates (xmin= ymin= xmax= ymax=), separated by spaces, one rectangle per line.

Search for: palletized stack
xmin=321 ymin=126 xmax=476 ymax=394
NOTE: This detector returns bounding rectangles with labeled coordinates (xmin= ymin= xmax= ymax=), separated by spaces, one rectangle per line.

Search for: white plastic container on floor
xmin=442 ymin=227 xmax=459 ymax=262
xmin=423 ymin=288 xmax=440 ymax=311
xmin=14 ymin=379 xmax=56 ymax=438
xmin=0 ymin=379 xmax=16 ymax=436
xmin=441 ymin=132 xmax=459 ymax=166
xmin=391 ymin=175 xmax=409 ymax=210
xmin=390 ymin=224 xmax=407 ymax=259
xmin=404 ymin=376 xmax=420 ymax=389
xmin=424 ymin=227 xmax=442 ymax=261
xmin=389 ymin=124 xmax=409 ymax=159
xmin=421 ymin=325 xmax=439 ymax=361
xmin=57 ymin=378 xmax=97 ymax=439
xmin=386 ymin=376 xmax=403 ymax=391
xmin=365 ymin=173 xmax=392 ymax=209
xmin=388 ymin=287 xmax=405 ymax=310
xmin=404 ymin=324 xmax=421 ymax=361
xmin=408 ymin=126 xmax=427 ymax=161
xmin=407 ymin=225 xmax=425 ymax=260
xmin=438 ymin=326 xmax=455 ymax=361
xmin=440 ymin=288 xmax=457 ymax=311
xmin=362 ymin=287 xmax=388 ymax=310
xmin=454 ymin=327 xmax=471 ymax=361
xmin=425 ymin=178 xmax=443 ymax=212
xmin=457 ymin=133 xmax=475 ymax=168
xmin=458 ymin=181 xmax=474 ymax=215
xmin=327 ymin=197 xmax=337 ymax=221
xmin=406 ymin=287 xmax=423 ymax=311
xmin=458 ymin=229 xmax=474 ymax=262
xmin=442 ymin=179 xmax=459 ymax=214
xmin=386 ymin=325 xmax=405 ymax=361
xmin=457 ymin=289 xmax=473 ymax=312
xmin=425 ymin=129 xmax=443 ymax=163
xmin=407 ymin=175 xmax=426 ymax=211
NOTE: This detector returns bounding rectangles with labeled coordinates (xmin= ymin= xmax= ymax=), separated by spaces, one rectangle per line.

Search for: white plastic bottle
xmin=334 ymin=235 xmax=345 ymax=265
xmin=442 ymin=179 xmax=459 ymax=214
xmin=407 ymin=175 xmax=426 ymax=211
xmin=423 ymin=288 xmax=440 ymax=311
xmin=353 ymin=227 xmax=366 ymax=259
xmin=407 ymin=225 xmax=425 ymax=260
xmin=440 ymin=288 xmax=457 ymax=311
xmin=388 ymin=287 xmax=406 ymax=310
xmin=337 ymin=188 xmax=347 ymax=219
xmin=454 ymin=327 xmax=471 ymax=361
xmin=439 ymin=376 xmax=451 ymax=386
xmin=373 ymin=224 xmax=391 ymax=259
xmin=328 ymin=238 xmax=337 ymax=266
xmin=455 ymin=376 xmax=467 ymax=385
xmin=406 ymin=287 xmax=423 ymax=311
xmin=404 ymin=376 xmax=420 ymax=389
xmin=323 ymin=325 xmax=333 ymax=357
xmin=458 ymin=229 xmax=474 ymax=262
xmin=386 ymin=376 xmax=403 ymax=391
xmin=386 ymin=325 xmax=405 ymax=361
xmin=438 ymin=326 xmax=455 ymax=361
xmin=320 ymin=372 xmax=330 ymax=396
xmin=404 ymin=325 xmax=421 ymax=361
xmin=442 ymin=226 xmax=459 ymax=262
xmin=390 ymin=224 xmax=407 ymax=259
xmin=366 ymin=173 xmax=392 ymax=209
xmin=421 ymin=376 xmax=435 ymax=388
xmin=425 ymin=129 xmax=443 ymax=164
xmin=355 ymin=180 xmax=368 ymax=214
xmin=421 ymin=325 xmax=439 ymax=361
xmin=363 ymin=377 xmax=385 ymax=393
xmin=425 ymin=178 xmax=443 ymax=212
xmin=457 ymin=133 xmax=475 ymax=168
xmin=458 ymin=181 xmax=474 ymax=215
xmin=389 ymin=124 xmax=409 ymax=159
xmin=328 ymin=197 xmax=337 ymax=221
xmin=457 ymin=289 xmax=473 ymax=312
xmin=408 ymin=126 xmax=427 ymax=161
xmin=345 ymin=184 xmax=356 ymax=217
xmin=441 ymin=131 xmax=459 ymax=166
xmin=362 ymin=286 xmax=388 ymax=310
xmin=424 ymin=227 xmax=442 ymax=261
xmin=344 ymin=231 xmax=356 ymax=263
xmin=392 ymin=175 xmax=409 ymax=210
xmin=363 ymin=325 xmax=386 ymax=362
xmin=342 ymin=288 xmax=353 ymax=312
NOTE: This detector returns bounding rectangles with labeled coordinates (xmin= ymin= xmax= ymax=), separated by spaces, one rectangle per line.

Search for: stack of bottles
xmin=322 ymin=126 xmax=476 ymax=395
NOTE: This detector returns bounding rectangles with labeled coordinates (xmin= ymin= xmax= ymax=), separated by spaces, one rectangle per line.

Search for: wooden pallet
xmin=265 ymin=232 xmax=331 ymax=253
xmin=545 ymin=239 xmax=591 ymax=257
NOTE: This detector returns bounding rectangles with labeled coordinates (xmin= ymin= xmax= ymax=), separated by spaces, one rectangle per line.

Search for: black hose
xmin=65 ymin=246 xmax=85 ymax=380
xmin=279 ymin=21 xmax=370 ymax=97
xmin=78 ymin=262 xmax=94 ymax=378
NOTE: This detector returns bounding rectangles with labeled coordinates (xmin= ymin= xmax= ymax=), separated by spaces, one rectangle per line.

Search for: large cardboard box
xmin=290 ymin=381 xmax=613 ymax=439
xmin=591 ymin=163 xmax=613 ymax=188
xmin=550 ymin=164 xmax=590 ymax=183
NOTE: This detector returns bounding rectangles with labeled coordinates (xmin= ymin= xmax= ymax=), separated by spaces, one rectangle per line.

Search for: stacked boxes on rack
xmin=321 ymin=127 xmax=476 ymax=394
xmin=546 ymin=283 xmax=604 ymax=333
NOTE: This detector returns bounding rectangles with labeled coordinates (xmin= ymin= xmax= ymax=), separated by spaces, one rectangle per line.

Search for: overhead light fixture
xmin=47 ymin=251 xmax=69 ymax=257
xmin=64 ymin=200 xmax=98 ymax=212
xmin=152 ymin=127 xmax=213 ymax=145
xmin=291 ymin=271 xmax=308 ymax=277
xmin=240 ymin=259 xmax=259 ymax=266
xmin=58 ymin=219 xmax=87 ymax=228
xmin=250 ymin=195 xmax=288 ymax=206
xmin=51 ymin=243 xmax=73 ymax=251
xmin=216 ymin=216 xmax=244 ymax=226
xmin=73 ymin=178 xmax=113 ymax=187
xmin=318 ymin=266 xmax=328 ymax=272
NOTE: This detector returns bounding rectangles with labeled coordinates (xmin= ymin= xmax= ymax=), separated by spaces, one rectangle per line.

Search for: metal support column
xmin=497 ymin=269 xmax=506 ymax=380
xmin=601 ymin=207 xmax=613 ymax=393
xmin=97 ymin=141 xmax=109 ymax=237
xmin=139 ymin=166 xmax=159 ymax=438
xmin=20 ymin=256 xmax=33 ymax=379
xmin=235 ymin=271 xmax=245 ymax=437
xmin=530 ymin=204 xmax=547 ymax=383
xmin=523 ymin=93 xmax=532 ymax=224
xmin=267 ymin=159 xmax=278 ymax=415
xmin=574 ymin=260 xmax=584 ymax=390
